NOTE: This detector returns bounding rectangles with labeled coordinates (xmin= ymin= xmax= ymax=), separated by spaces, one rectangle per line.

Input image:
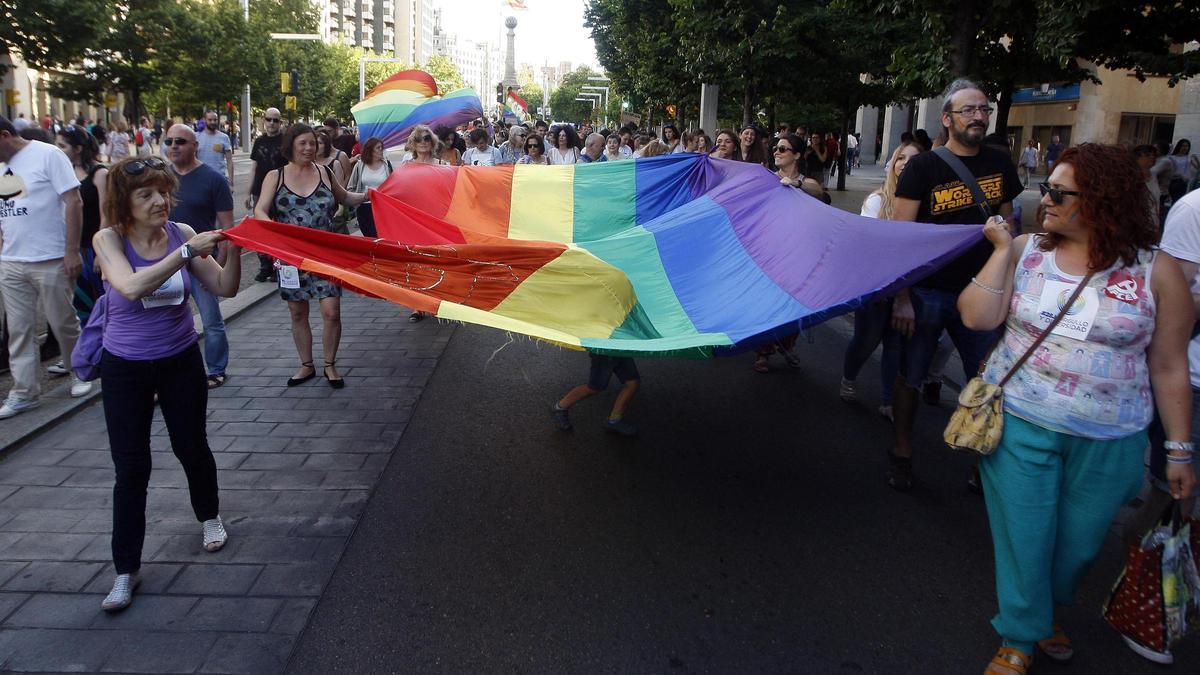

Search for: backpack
xmin=134 ymin=130 xmax=144 ymax=146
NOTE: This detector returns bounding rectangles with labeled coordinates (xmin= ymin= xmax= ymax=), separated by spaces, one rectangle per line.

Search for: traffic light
xmin=496 ymin=83 xmax=504 ymax=104
xmin=280 ymin=72 xmax=291 ymax=93
xmin=290 ymin=70 xmax=300 ymax=91
xmin=5 ymin=89 xmax=18 ymax=106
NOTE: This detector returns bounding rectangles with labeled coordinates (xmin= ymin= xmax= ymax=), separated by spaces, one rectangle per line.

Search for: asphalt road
xmin=289 ymin=320 xmax=1192 ymax=673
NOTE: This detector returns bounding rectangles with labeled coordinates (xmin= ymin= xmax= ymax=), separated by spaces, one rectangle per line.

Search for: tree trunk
xmin=836 ymin=101 xmax=850 ymax=191
xmin=995 ymin=82 xmax=1014 ymax=134
xmin=948 ymin=0 xmax=979 ymax=78
xmin=742 ymin=82 xmax=754 ymax=129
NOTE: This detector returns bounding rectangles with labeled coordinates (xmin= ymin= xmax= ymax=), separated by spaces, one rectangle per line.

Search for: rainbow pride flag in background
xmin=351 ymin=70 xmax=485 ymax=149
xmin=227 ymin=154 xmax=983 ymax=357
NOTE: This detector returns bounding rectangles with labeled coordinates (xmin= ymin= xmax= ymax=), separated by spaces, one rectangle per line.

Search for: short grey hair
xmin=941 ymin=79 xmax=987 ymax=112
xmin=585 ymin=132 xmax=604 ymax=148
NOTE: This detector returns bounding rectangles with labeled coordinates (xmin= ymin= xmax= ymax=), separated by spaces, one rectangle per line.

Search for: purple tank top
xmin=103 ymin=221 xmax=198 ymax=360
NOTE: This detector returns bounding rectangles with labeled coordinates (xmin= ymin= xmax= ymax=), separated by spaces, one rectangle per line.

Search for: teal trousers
xmin=980 ymin=413 xmax=1146 ymax=652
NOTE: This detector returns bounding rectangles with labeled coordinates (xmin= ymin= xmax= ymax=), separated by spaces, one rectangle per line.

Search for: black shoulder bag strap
xmin=933 ymin=145 xmax=993 ymax=220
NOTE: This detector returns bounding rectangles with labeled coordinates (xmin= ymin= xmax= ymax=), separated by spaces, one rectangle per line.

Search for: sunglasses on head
xmin=122 ymin=156 xmax=168 ymax=175
xmin=161 ymin=137 xmax=191 ymax=146
xmin=1038 ymin=182 xmax=1081 ymax=205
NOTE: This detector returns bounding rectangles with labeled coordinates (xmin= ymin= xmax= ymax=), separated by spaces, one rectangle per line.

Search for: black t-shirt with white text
xmin=249 ymin=134 xmax=285 ymax=198
xmin=895 ymin=145 xmax=1023 ymax=292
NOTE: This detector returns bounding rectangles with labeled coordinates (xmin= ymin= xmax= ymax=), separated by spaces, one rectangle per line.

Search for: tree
xmin=548 ymin=66 xmax=602 ymax=123
xmin=0 ymin=0 xmax=108 ymax=71
xmin=425 ymin=54 xmax=466 ymax=93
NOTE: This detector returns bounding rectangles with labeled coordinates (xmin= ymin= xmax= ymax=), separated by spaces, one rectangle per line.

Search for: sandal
xmin=986 ymin=646 xmax=1032 ymax=675
xmin=753 ymin=355 xmax=770 ymax=373
xmin=287 ymin=361 xmax=316 ymax=387
xmin=1037 ymin=623 xmax=1073 ymax=663
xmin=323 ymin=361 xmax=345 ymax=389
xmin=409 ymin=311 xmax=425 ymax=322
xmin=206 ymin=374 xmax=227 ymax=389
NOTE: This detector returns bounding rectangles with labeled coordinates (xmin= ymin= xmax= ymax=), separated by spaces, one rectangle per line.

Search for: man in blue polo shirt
xmin=164 ymin=123 xmax=234 ymax=388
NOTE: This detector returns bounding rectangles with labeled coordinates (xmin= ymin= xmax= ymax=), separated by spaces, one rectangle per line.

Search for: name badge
xmin=139 ymin=267 xmax=186 ymax=309
xmin=278 ymin=265 xmax=301 ymax=289
xmin=1035 ymin=279 xmax=1099 ymax=341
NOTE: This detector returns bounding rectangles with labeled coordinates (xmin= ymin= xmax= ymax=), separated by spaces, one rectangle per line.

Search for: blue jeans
xmin=842 ymin=299 xmax=900 ymax=405
xmin=191 ymin=282 xmax=228 ymax=376
xmin=899 ymin=287 xmax=1000 ymax=389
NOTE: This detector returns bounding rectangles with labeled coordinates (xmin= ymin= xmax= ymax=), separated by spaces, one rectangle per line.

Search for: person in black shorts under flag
xmin=552 ymin=353 xmax=640 ymax=436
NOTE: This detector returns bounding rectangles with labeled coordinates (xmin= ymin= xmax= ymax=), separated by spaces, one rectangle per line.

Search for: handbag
xmin=71 ymin=288 xmax=109 ymax=382
xmin=943 ymin=271 xmax=1094 ymax=454
xmin=1103 ymin=503 xmax=1200 ymax=655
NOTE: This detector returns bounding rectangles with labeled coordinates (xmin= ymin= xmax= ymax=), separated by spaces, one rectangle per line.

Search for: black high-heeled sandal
xmin=323 ymin=361 xmax=345 ymax=389
xmin=287 ymin=361 xmax=316 ymax=387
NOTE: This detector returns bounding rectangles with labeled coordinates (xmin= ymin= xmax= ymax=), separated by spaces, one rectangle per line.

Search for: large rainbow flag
xmin=226 ymin=154 xmax=984 ymax=357
xmin=351 ymin=70 xmax=485 ymax=149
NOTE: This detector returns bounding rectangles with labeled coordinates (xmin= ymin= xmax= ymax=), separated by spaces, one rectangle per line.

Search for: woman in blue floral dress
xmin=254 ymin=123 xmax=367 ymax=388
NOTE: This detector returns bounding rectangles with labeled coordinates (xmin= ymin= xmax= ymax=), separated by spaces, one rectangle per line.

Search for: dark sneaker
xmin=551 ymin=407 xmax=572 ymax=431
xmin=922 ymin=380 xmax=942 ymax=405
xmin=603 ymin=418 xmax=637 ymax=437
xmin=887 ymin=452 xmax=913 ymax=492
xmin=254 ymin=270 xmax=271 ymax=282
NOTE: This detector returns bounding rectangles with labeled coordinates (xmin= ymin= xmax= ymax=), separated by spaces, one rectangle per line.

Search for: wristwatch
xmin=180 ymin=243 xmax=196 ymax=260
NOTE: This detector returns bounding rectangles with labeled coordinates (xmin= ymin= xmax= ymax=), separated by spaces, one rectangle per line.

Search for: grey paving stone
xmin=268 ymin=597 xmax=317 ymax=635
xmin=205 ymin=397 xmax=251 ymax=410
xmin=219 ymin=489 xmax=279 ymax=512
xmin=214 ymin=422 xmax=277 ymax=437
xmin=255 ymin=470 xmax=326 ymax=489
xmin=4 ymin=593 xmax=99 ymax=628
xmin=100 ymin=630 xmax=218 ymax=673
xmin=293 ymin=397 xmax=350 ymax=410
xmin=77 ymin=533 xmax=169 ymax=563
xmin=311 ymin=538 xmax=346 ymax=564
xmin=0 ymin=627 xmax=116 ymax=671
xmin=182 ymin=596 xmax=282 ymax=631
xmin=91 ymin=594 xmax=199 ymax=630
xmin=301 ymin=453 xmax=366 ymax=470
xmin=0 ymin=484 xmax=19 ymax=502
xmin=219 ymin=514 xmax=304 ymax=536
xmin=284 ymin=438 xmax=393 ymax=454
xmin=322 ymin=423 xmax=388 ymax=439
xmin=289 ymin=515 xmax=357 ymax=537
xmin=150 ymin=534 xmax=243 ymax=563
xmin=361 ymin=454 xmax=391 ymax=473
xmin=248 ymin=560 xmax=336 ymax=597
xmin=229 ymin=536 xmax=321 ymax=563
xmin=0 ymin=465 xmax=75 ymax=486
xmin=213 ymin=452 xmax=249 ymax=469
xmin=61 ymin=467 xmax=115 ymax=487
xmin=5 ymin=532 xmax=95 ymax=560
xmin=0 ymin=448 xmax=73 ymax=467
xmin=2 ymin=561 xmax=104 ymax=593
xmin=168 ymin=563 xmax=264 ymax=596
xmin=305 ymin=408 xmax=369 ymax=423
xmin=4 ymin=486 xmax=110 ymax=509
xmin=270 ymin=422 xmax=330 ymax=437
xmin=319 ymin=471 xmax=379 ymax=490
xmin=221 ymin=436 xmax=290 ymax=453
xmin=207 ymin=408 xmax=261 ymax=423
xmin=240 ymin=453 xmax=308 ymax=470
xmin=242 ymin=397 xmax=300 ymax=410
xmin=0 ymin=562 xmax=28 ymax=587
xmin=57 ymin=449 xmax=114 ymax=468
xmin=253 ymin=409 xmax=317 ymax=424
xmin=260 ymin=490 xmax=350 ymax=516
xmin=0 ymin=592 xmax=30 ymax=622
xmin=1 ymin=508 xmax=86 ymax=532
xmin=216 ymin=469 xmax=266 ymax=489
xmin=83 ymin=563 xmax=184 ymax=595
xmin=198 ymin=633 xmax=293 ymax=674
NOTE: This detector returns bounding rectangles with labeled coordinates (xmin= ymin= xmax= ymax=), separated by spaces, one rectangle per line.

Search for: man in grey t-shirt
xmin=196 ymin=109 xmax=234 ymax=186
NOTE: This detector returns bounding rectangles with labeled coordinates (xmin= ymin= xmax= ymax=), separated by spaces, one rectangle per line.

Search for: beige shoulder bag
xmin=944 ymin=271 xmax=1095 ymax=455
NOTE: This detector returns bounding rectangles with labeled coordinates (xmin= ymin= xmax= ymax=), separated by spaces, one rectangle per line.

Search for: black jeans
xmin=101 ymin=343 xmax=218 ymax=574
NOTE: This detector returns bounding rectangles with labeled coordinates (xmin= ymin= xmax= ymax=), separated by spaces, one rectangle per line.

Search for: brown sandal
xmin=1037 ymin=623 xmax=1073 ymax=662
xmin=985 ymin=646 xmax=1032 ymax=675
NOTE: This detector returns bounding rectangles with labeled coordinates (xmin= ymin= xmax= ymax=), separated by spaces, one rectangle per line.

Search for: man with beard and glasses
xmin=247 ymin=108 xmax=286 ymax=282
xmin=885 ymin=79 xmax=1023 ymax=492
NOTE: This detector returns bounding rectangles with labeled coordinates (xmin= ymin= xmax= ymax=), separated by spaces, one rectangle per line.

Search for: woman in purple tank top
xmin=90 ymin=156 xmax=244 ymax=613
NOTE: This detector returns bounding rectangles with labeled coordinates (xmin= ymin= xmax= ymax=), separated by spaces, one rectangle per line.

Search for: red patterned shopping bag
xmin=1104 ymin=540 xmax=1169 ymax=653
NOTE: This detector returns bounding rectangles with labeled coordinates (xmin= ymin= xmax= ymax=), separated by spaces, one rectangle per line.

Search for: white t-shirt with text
xmin=0 ymin=140 xmax=79 ymax=262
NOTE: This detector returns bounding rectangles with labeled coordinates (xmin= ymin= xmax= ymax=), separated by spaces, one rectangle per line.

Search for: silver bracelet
xmin=1166 ymin=453 xmax=1196 ymax=465
xmin=1163 ymin=440 xmax=1195 ymax=453
xmin=970 ymin=277 xmax=1004 ymax=295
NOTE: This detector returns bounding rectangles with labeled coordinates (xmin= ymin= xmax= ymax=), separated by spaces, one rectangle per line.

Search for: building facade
xmin=320 ymin=0 xmax=434 ymax=62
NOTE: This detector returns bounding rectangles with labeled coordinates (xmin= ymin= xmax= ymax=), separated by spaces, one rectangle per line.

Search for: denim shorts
xmin=899 ymin=286 xmax=1001 ymax=389
xmin=588 ymin=355 xmax=639 ymax=391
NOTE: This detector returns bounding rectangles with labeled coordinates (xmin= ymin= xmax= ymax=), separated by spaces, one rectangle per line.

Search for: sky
xmin=437 ymin=0 xmax=600 ymax=72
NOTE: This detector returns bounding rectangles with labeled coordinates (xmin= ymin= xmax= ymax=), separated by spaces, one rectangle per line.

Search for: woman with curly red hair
xmin=958 ymin=143 xmax=1195 ymax=674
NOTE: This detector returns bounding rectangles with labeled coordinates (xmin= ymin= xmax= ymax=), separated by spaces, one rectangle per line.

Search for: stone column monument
xmin=502 ymin=17 xmax=520 ymax=94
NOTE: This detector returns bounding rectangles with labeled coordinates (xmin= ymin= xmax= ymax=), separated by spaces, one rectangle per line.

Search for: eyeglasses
xmin=1038 ymin=182 xmax=1081 ymax=205
xmin=264 ymin=117 xmax=282 ymax=123
xmin=413 ymin=135 xmax=432 ymax=142
xmin=161 ymin=138 xmax=191 ymax=146
xmin=773 ymin=145 xmax=795 ymax=153
xmin=122 ymin=156 xmax=168 ymax=175
xmin=948 ymin=105 xmax=995 ymax=117
xmin=525 ymin=144 xmax=540 ymax=150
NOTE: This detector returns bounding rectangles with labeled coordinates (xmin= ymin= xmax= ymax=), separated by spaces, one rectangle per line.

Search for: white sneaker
xmin=47 ymin=360 xmax=69 ymax=375
xmin=0 ymin=396 xmax=40 ymax=419
xmin=203 ymin=516 xmax=228 ymax=552
xmin=1121 ymin=634 xmax=1173 ymax=664
xmin=69 ymin=378 xmax=94 ymax=398
xmin=101 ymin=572 xmax=140 ymax=612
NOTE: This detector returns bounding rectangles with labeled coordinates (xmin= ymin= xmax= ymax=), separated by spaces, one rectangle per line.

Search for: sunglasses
xmin=122 ymin=156 xmax=168 ymax=175
xmin=413 ymin=135 xmax=433 ymax=142
xmin=773 ymin=145 xmax=795 ymax=153
xmin=264 ymin=117 xmax=282 ymax=123
xmin=1038 ymin=182 xmax=1081 ymax=205
xmin=161 ymin=138 xmax=191 ymax=146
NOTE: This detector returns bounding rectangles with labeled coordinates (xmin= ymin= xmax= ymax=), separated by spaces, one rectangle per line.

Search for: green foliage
xmin=0 ymin=0 xmax=108 ymax=71
xmin=548 ymin=65 xmax=602 ymax=122
xmin=425 ymin=54 xmax=466 ymax=93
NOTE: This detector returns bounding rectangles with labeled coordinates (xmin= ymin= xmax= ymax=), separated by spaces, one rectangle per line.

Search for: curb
xmin=0 ymin=278 xmax=278 ymax=459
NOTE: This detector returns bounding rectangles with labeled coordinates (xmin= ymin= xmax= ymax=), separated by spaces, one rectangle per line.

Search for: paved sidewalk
xmin=0 ymin=293 xmax=453 ymax=673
